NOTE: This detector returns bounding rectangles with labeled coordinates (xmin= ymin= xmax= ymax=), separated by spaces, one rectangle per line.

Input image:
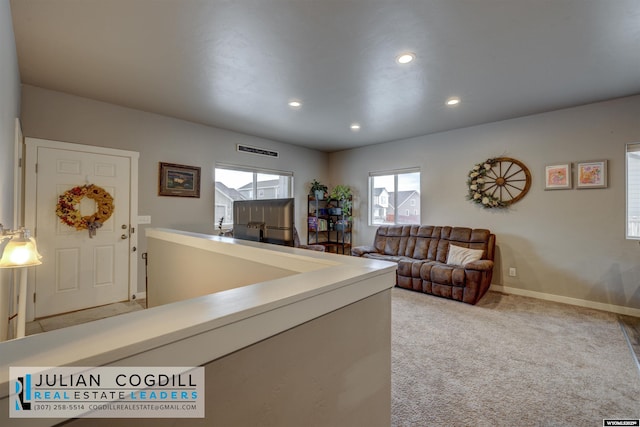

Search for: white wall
xmin=20 ymin=85 xmax=330 ymax=293
xmin=0 ymin=0 xmax=21 ymax=340
xmin=0 ymin=0 xmax=19 ymax=224
xmin=330 ymin=95 xmax=640 ymax=310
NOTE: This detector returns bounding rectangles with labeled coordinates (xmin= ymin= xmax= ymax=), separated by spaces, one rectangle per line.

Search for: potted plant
xmin=329 ymin=185 xmax=352 ymax=230
xmin=309 ymin=179 xmax=328 ymax=200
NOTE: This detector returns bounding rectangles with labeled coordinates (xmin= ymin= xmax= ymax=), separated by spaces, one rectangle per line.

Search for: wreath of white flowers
xmin=56 ymin=184 xmax=115 ymax=230
xmin=466 ymin=158 xmax=506 ymax=209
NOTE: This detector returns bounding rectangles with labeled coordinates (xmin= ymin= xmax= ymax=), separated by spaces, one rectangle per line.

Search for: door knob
xmin=121 ymin=234 xmax=128 ymax=240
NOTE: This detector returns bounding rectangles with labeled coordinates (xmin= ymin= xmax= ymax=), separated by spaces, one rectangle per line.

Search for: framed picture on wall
xmin=158 ymin=162 xmax=201 ymax=197
xmin=544 ymin=163 xmax=572 ymax=190
xmin=576 ymin=160 xmax=607 ymax=189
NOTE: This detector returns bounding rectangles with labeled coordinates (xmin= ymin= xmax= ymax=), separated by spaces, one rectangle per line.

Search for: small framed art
xmin=158 ymin=162 xmax=201 ymax=197
xmin=576 ymin=160 xmax=607 ymax=189
xmin=544 ymin=163 xmax=571 ymax=190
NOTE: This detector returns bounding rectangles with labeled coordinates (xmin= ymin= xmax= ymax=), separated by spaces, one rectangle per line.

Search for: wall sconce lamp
xmin=0 ymin=224 xmax=42 ymax=338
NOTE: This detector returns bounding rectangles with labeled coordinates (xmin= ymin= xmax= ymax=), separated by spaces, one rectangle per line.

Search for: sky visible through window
xmin=373 ymin=172 xmax=420 ymax=191
xmin=216 ymin=168 xmax=252 ymax=189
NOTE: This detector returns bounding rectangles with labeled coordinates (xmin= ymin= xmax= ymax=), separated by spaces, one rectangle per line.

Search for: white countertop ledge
xmin=0 ymin=228 xmax=397 ymax=398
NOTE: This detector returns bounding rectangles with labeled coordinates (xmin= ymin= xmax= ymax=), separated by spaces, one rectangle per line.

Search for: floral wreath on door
xmin=56 ymin=184 xmax=114 ymax=237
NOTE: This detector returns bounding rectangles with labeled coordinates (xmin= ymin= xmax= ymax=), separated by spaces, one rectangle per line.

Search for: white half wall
xmin=0 ymin=229 xmax=396 ymax=426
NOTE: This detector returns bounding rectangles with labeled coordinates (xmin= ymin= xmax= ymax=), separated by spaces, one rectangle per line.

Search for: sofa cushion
xmin=397 ymin=259 xmax=443 ymax=277
xmin=383 ymin=225 xmax=411 ymax=256
xmin=430 ymin=264 xmax=466 ymax=287
xmin=446 ymin=244 xmax=484 ymax=266
xmin=411 ymin=235 xmax=439 ymax=260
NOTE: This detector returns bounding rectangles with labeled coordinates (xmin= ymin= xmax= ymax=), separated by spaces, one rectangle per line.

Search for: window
xmin=627 ymin=143 xmax=640 ymax=238
xmin=215 ymin=165 xmax=293 ymax=225
xmin=369 ymin=168 xmax=421 ymax=225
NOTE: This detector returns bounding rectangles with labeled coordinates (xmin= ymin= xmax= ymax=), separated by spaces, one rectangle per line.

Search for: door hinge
xmin=35 ymin=163 xmax=38 ymax=173
xmin=33 ymin=293 xmax=36 ymax=303
xmin=18 ymin=157 xmax=22 ymax=168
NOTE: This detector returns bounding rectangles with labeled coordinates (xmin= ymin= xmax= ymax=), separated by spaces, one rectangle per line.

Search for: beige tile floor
xmin=26 ymin=299 xmax=146 ymax=336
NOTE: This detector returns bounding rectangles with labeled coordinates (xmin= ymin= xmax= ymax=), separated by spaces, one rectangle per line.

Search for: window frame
xmin=215 ymin=164 xmax=294 ymax=226
xmin=626 ymin=143 xmax=640 ymax=239
xmin=368 ymin=167 xmax=421 ymax=226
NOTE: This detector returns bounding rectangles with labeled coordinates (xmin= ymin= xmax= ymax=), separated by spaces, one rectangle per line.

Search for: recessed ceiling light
xmin=350 ymin=123 xmax=361 ymax=131
xmin=446 ymin=97 xmax=461 ymax=106
xmin=288 ymin=100 xmax=302 ymax=108
xmin=396 ymin=52 xmax=415 ymax=64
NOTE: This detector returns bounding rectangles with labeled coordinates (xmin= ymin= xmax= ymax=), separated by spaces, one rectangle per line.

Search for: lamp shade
xmin=0 ymin=235 xmax=42 ymax=268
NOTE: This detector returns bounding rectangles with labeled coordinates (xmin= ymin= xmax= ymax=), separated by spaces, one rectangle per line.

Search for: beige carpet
xmin=392 ymin=288 xmax=640 ymax=426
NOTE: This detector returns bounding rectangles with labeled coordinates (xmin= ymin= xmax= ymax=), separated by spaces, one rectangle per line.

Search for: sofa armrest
xmin=464 ymin=259 xmax=494 ymax=271
xmin=351 ymin=245 xmax=378 ymax=257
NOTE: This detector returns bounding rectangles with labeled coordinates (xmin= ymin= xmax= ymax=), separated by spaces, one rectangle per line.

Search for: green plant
xmin=309 ymin=179 xmax=328 ymax=196
xmin=329 ymin=184 xmax=351 ymax=200
xmin=329 ymin=185 xmax=352 ymax=217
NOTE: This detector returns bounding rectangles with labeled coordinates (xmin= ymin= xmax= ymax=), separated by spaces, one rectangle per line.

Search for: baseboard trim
xmin=619 ymin=322 xmax=640 ymax=377
xmin=132 ymin=291 xmax=146 ymax=301
xmin=490 ymin=284 xmax=640 ymax=317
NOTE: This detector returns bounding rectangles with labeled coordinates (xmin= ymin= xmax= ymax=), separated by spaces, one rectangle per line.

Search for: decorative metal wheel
xmin=482 ymin=157 xmax=531 ymax=206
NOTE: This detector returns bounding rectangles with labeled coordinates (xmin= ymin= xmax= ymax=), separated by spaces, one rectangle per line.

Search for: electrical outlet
xmin=509 ymin=267 xmax=517 ymax=277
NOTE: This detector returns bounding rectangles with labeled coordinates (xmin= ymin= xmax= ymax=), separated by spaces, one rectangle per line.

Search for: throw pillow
xmin=446 ymin=244 xmax=484 ymax=266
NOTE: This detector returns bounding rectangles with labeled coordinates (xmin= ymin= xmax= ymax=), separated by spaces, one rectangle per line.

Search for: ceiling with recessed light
xmin=9 ymin=0 xmax=640 ymax=152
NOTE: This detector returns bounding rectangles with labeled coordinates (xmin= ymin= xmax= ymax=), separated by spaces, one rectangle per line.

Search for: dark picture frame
xmin=158 ymin=162 xmax=201 ymax=197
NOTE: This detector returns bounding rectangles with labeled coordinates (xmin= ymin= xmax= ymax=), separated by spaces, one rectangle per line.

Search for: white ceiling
xmin=10 ymin=0 xmax=640 ymax=153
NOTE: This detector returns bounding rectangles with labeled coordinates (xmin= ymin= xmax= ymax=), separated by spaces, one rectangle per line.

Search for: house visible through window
xmin=215 ymin=165 xmax=293 ymax=226
xmin=369 ymin=168 xmax=421 ymax=225
xmin=626 ymin=143 xmax=640 ymax=238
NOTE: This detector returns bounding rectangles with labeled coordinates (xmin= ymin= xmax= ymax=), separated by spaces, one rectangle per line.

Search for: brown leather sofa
xmin=351 ymin=225 xmax=495 ymax=304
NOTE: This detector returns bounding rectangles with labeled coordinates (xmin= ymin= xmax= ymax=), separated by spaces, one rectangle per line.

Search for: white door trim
xmin=24 ymin=137 xmax=139 ymax=321
xmin=13 ymin=118 xmax=23 ymax=228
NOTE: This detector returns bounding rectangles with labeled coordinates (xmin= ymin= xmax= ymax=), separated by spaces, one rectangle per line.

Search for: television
xmin=233 ymin=198 xmax=295 ymax=247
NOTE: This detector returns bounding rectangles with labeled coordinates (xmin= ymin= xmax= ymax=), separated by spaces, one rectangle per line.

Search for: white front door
xmin=25 ymin=139 xmax=138 ymax=319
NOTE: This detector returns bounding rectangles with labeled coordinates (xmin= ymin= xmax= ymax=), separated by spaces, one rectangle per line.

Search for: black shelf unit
xmin=307 ymin=195 xmax=352 ymax=255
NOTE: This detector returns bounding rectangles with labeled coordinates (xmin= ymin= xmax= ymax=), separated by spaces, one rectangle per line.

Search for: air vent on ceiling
xmin=237 ymin=144 xmax=279 ymax=158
